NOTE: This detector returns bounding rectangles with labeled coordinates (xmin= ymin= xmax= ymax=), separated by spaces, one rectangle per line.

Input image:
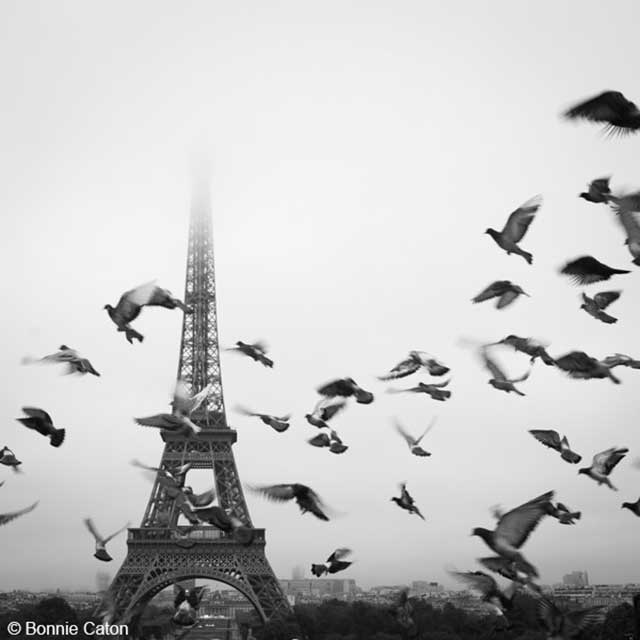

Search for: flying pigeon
xmin=528 ymin=430 xmax=582 ymax=464
xmin=226 ymin=341 xmax=273 ymax=368
xmin=248 ymin=483 xmax=330 ymax=521
xmin=173 ymin=586 xmax=207 ymax=627
xmin=22 ymin=345 xmax=100 ymax=376
xmin=235 ymin=406 xmax=290 ymax=433
xmin=0 ymin=501 xmax=38 ymax=527
xmin=554 ymin=351 xmax=620 ymax=384
xmin=480 ymin=347 xmax=530 ymax=396
xmin=605 ymin=191 xmax=640 ymax=265
xmin=171 ymin=380 xmax=212 ymax=417
xmin=472 ymin=281 xmax=529 ymax=309
xmin=181 ymin=487 xmax=216 ymax=508
xmin=471 ymin=490 xmax=554 ymax=577
xmin=394 ymin=417 xmax=436 ymax=457
xmin=189 ymin=505 xmax=254 ymax=545
xmin=560 ymin=256 xmax=630 ymax=285
xmin=492 ymin=336 xmax=555 ymax=365
xmin=546 ymin=502 xmax=581 ymax=525
xmin=449 ymin=571 xmax=516 ymax=616
xmin=311 ymin=548 xmax=353 ymax=577
xmin=391 ymin=482 xmax=425 ymax=520
xmin=387 ymin=380 xmax=451 ymax=401
xmin=622 ymin=498 xmax=640 ymax=517
xmin=537 ymin=597 xmax=606 ymax=639
xmin=308 ymin=432 xmax=331 ymax=448
xmin=305 ymin=399 xmax=347 ymax=429
xmin=578 ymin=447 xmax=628 ymax=490
xmin=579 ymin=177 xmax=612 ymax=203
xmin=16 ymin=407 xmax=65 ymax=447
xmin=378 ymin=351 xmax=449 ymax=380
xmin=308 ymin=430 xmax=348 ymax=454
xmin=105 ymin=281 xmax=191 ymax=344
xmin=602 ymin=353 xmax=640 ymax=369
xmin=477 ymin=556 xmax=542 ymax=593
xmin=83 ymin=518 xmax=129 ymax=562
xmin=0 ymin=447 xmax=22 ymax=473
xmin=485 ymin=195 xmax=542 ymax=265
xmin=317 ymin=378 xmax=373 ymax=404
xmin=134 ymin=413 xmax=199 ymax=436
xmin=563 ymin=90 xmax=640 ymax=136
xmin=580 ymin=291 xmax=621 ymax=324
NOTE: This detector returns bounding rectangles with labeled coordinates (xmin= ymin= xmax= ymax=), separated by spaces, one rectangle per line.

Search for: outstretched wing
xmin=554 ymin=351 xmax=596 ymax=373
xmin=0 ymin=502 xmax=38 ymax=527
xmin=21 ymin=407 xmax=53 ymax=426
xmin=248 ymin=484 xmax=296 ymax=502
xmin=472 ymin=281 xmax=508 ymax=304
xmin=480 ymin=348 xmax=505 ymax=381
xmin=122 ymin=281 xmax=158 ymax=306
xmin=502 ymin=195 xmax=542 ymax=242
xmin=529 ymin=429 xmax=562 ymax=452
xmin=593 ymin=291 xmax=620 ymax=309
xmin=394 ymin=420 xmax=415 ymax=446
xmin=83 ymin=517 xmax=104 ymax=543
xmin=495 ymin=490 xmax=554 ymax=548
xmin=449 ymin=571 xmax=497 ymax=599
xmin=564 ymin=91 xmax=637 ymax=122
xmin=414 ymin=417 xmax=437 ymax=444
xmin=104 ymin=522 xmax=131 ymax=543
xmin=327 ymin=548 xmax=352 ymax=563
xmin=134 ymin=414 xmax=183 ymax=429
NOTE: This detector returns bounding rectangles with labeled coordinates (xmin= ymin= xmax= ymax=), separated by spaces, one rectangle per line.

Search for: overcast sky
xmin=1 ymin=0 xmax=640 ymax=596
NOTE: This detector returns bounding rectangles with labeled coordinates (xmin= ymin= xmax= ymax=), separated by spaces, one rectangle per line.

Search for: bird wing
xmin=83 ymin=518 xmax=104 ymax=543
xmin=235 ymin=405 xmax=258 ymax=417
xmin=502 ymin=195 xmax=542 ymax=242
xmin=319 ymin=400 xmax=347 ymax=421
xmin=593 ymin=291 xmax=621 ymax=309
xmin=248 ymin=484 xmax=296 ymax=502
xmin=327 ymin=548 xmax=352 ymax=563
xmin=248 ymin=341 xmax=268 ymax=354
xmin=122 ymin=281 xmax=158 ymax=306
xmin=0 ymin=501 xmax=38 ymax=527
xmin=21 ymin=407 xmax=53 ymax=426
xmin=529 ymin=430 xmax=562 ymax=452
xmin=565 ymin=606 xmax=607 ymax=631
xmin=414 ymin=417 xmax=437 ymax=445
xmin=560 ymin=256 xmax=625 ymax=285
xmin=189 ymin=383 xmax=212 ymax=414
xmin=449 ymin=571 xmax=497 ymax=599
xmin=103 ymin=522 xmax=131 ymax=543
xmin=537 ymin=598 xmax=562 ymax=632
xmin=134 ymin=414 xmax=183 ymax=429
xmin=481 ymin=348 xmax=505 ymax=381
xmin=173 ymin=586 xmax=186 ymax=608
xmin=472 ymin=281 xmax=509 ymax=303
xmin=495 ymin=490 xmax=554 ymax=548
xmin=564 ymin=91 xmax=635 ymax=122
xmin=601 ymin=448 xmax=628 ymax=475
xmin=496 ymin=289 xmax=519 ymax=309
xmin=172 ymin=380 xmax=193 ymax=415
xmin=430 ymin=379 xmax=450 ymax=389
xmin=554 ymin=351 xmax=596 ymax=373
xmin=379 ymin=357 xmax=421 ymax=380
xmin=394 ymin=420 xmax=415 ymax=446
xmin=590 ymin=177 xmax=611 ymax=193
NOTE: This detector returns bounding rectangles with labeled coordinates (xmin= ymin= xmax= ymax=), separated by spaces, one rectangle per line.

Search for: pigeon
xmin=0 ymin=447 xmax=22 ymax=473
xmin=480 ymin=347 xmax=530 ymax=396
xmin=308 ymin=430 xmax=348 ymax=454
xmin=226 ymin=341 xmax=273 ymax=368
xmin=492 ymin=336 xmax=555 ymax=365
xmin=485 ymin=195 xmax=542 ymax=265
xmin=181 ymin=487 xmax=216 ymax=508
xmin=471 ymin=490 xmax=554 ymax=577
xmin=308 ymin=432 xmax=331 ymax=448
xmin=0 ymin=501 xmax=38 ymax=527
xmin=235 ymin=406 xmax=290 ymax=433
xmin=528 ymin=430 xmax=582 ymax=464
xmin=477 ymin=556 xmax=542 ymax=593
xmin=23 ymin=345 xmax=100 ymax=376
xmin=394 ymin=417 xmax=436 ymax=457
xmin=608 ymin=191 xmax=640 ymax=265
xmin=472 ymin=281 xmax=529 ymax=309
xmin=317 ymin=378 xmax=374 ymax=404
xmin=578 ymin=447 xmax=628 ymax=491
xmin=554 ymin=351 xmax=620 ymax=384
xmin=173 ymin=586 xmax=207 ymax=627
xmin=621 ymin=498 xmax=640 ymax=517
xmin=171 ymin=380 xmax=213 ymax=417
xmin=560 ymin=256 xmax=630 ymax=285
xmin=311 ymin=548 xmax=353 ymax=577
xmin=579 ymin=177 xmax=612 ymax=203
xmin=390 ymin=482 xmax=425 ymax=520
xmin=134 ymin=413 xmax=199 ymax=436
xmin=580 ymin=291 xmax=621 ymax=324
xmin=83 ymin=518 xmax=129 ymax=562
xmin=449 ymin=571 xmax=516 ymax=615
xmin=16 ymin=407 xmax=65 ymax=447
xmin=537 ymin=597 xmax=606 ymax=639
xmin=563 ymin=90 xmax=640 ymax=136
xmin=305 ymin=399 xmax=347 ymax=429
xmin=378 ymin=351 xmax=449 ymax=380
xmin=105 ymin=281 xmax=191 ymax=344
xmin=602 ymin=353 xmax=640 ymax=369
xmin=387 ymin=380 xmax=451 ymax=401
xmin=248 ymin=483 xmax=330 ymax=521
xmin=189 ymin=506 xmax=254 ymax=545
xmin=546 ymin=502 xmax=581 ymax=525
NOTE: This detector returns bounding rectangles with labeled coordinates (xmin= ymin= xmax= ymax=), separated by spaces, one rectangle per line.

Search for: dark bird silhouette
xmin=134 ymin=413 xmax=198 ymax=436
xmin=394 ymin=418 xmax=436 ymax=457
xmin=0 ymin=447 xmax=22 ymax=473
xmin=311 ymin=548 xmax=353 ymax=577
xmin=378 ymin=351 xmax=449 ymax=380
xmin=480 ymin=347 xmax=530 ymax=396
xmin=471 ymin=490 xmax=554 ymax=577
xmin=173 ymin=586 xmax=207 ymax=627
xmin=248 ymin=483 xmax=330 ymax=520
xmin=492 ymin=335 xmax=555 ymax=365
xmin=602 ymin=353 xmax=640 ymax=369
xmin=181 ymin=486 xmax=216 ymax=508
xmin=387 ymin=380 xmax=451 ymax=401
xmin=189 ymin=505 xmax=254 ymax=544
xmin=391 ymin=482 xmax=425 ymax=520
xmin=305 ymin=399 xmax=346 ymax=429
xmin=537 ymin=597 xmax=606 ymax=639
xmin=226 ymin=341 xmax=273 ymax=367
xmin=579 ymin=177 xmax=612 ymax=203
xmin=554 ymin=351 xmax=620 ymax=384
xmin=546 ymin=502 xmax=581 ymax=525
xmin=308 ymin=430 xmax=348 ymax=454
xmin=560 ymin=256 xmax=630 ymax=285
xmin=579 ymin=447 xmax=628 ymax=490
xmin=529 ymin=430 xmax=582 ymax=464
xmin=609 ymin=191 xmax=640 ymax=265
xmin=317 ymin=378 xmax=373 ymax=404
xmin=0 ymin=501 xmax=38 ymax=527
xmin=449 ymin=570 xmax=516 ymax=616
xmin=472 ymin=281 xmax=529 ymax=309
xmin=16 ymin=407 xmax=65 ymax=447
xmin=485 ymin=195 xmax=541 ymax=264
xmin=621 ymin=498 xmax=640 ymax=517
xmin=235 ymin=406 xmax=290 ymax=433
xmin=477 ymin=556 xmax=542 ymax=593
xmin=22 ymin=345 xmax=100 ymax=376
xmin=564 ymin=90 xmax=640 ymax=136
xmin=83 ymin=518 xmax=129 ymax=562
xmin=580 ymin=291 xmax=621 ymax=324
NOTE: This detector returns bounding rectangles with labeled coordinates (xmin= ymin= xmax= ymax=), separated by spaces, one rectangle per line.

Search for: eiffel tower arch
xmin=104 ymin=167 xmax=293 ymax=637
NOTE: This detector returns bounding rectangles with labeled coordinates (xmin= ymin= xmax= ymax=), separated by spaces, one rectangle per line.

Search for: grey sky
xmin=1 ymin=1 xmax=640 ymax=593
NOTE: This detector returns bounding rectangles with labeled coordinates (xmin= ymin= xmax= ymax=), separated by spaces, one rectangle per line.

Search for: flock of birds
xmin=3 ymin=89 xmax=640 ymax=638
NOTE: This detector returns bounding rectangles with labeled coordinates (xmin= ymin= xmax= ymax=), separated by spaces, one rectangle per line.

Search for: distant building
xmin=563 ymin=571 xmax=589 ymax=587
xmin=411 ymin=581 xmax=443 ymax=596
xmin=279 ymin=579 xmax=357 ymax=600
xmin=292 ymin=565 xmax=305 ymax=580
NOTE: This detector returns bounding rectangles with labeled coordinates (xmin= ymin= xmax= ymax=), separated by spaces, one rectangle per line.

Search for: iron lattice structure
xmin=104 ymin=175 xmax=292 ymax=636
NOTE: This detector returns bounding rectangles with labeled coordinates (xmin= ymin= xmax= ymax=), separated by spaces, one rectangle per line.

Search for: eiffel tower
xmin=105 ymin=169 xmax=292 ymax=636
